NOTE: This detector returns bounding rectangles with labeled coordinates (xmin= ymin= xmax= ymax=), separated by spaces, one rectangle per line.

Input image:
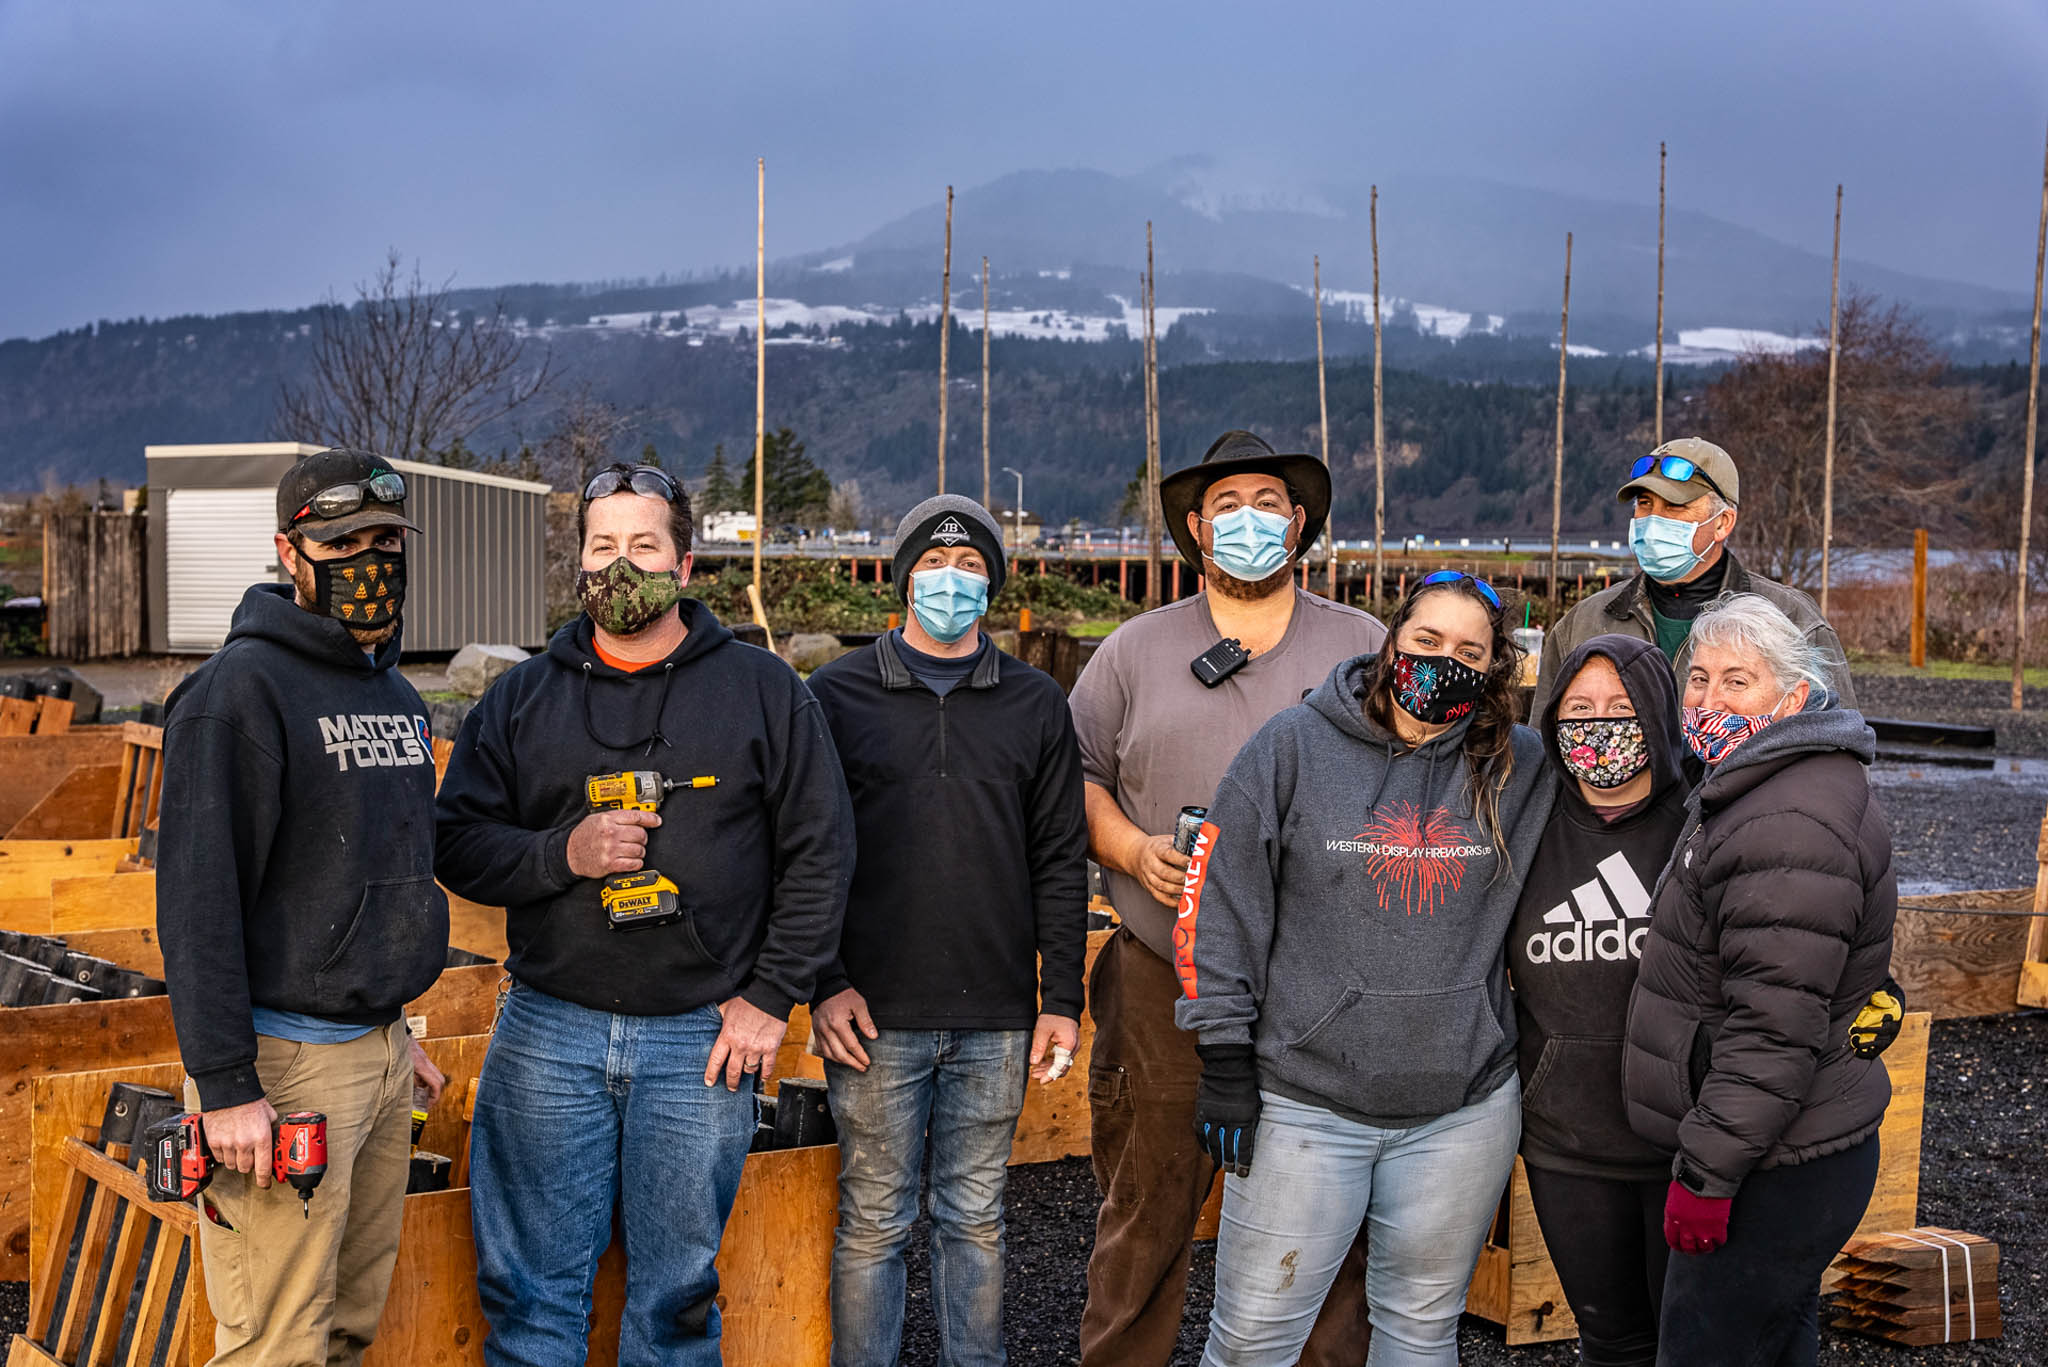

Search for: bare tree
xmin=1704 ymin=292 xmax=1969 ymax=585
xmin=826 ymin=478 xmax=868 ymax=533
xmin=275 ymin=250 xmax=552 ymax=461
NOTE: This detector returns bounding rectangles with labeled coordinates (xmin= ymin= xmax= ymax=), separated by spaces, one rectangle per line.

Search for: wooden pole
xmin=753 ymin=157 xmax=765 ymax=592
xmin=1551 ymin=232 xmax=1573 ymax=617
xmin=1145 ymin=222 xmax=1162 ymax=610
xmin=1655 ymin=140 xmax=1667 ymax=448
xmin=2016 ymin=123 xmax=2048 ymax=711
xmin=1910 ymin=528 xmax=1928 ymax=669
xmin=1822 ymin=184 xmax=1842 ymax=616
xmin=1315 ymin=255 xmax=1332 ymax=596
xmin=981 ymin=256 xmax=992 ymax=510
xmin=938 ymin=185 xmax=953 ymax=494
xmin=1371 ymin=186 xmax=1386 ymax=608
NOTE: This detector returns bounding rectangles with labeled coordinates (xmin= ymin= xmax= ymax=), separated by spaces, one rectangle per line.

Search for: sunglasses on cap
xmin=1629 ymin=453 xmax=1729 ymax=503
xmin=291 ymin=470 xmax=407 ymax=525
xmin=583 ymin=465 xmax=681 ymax=503
xmin=1418 ymin=569 xmax=1502 ymax=610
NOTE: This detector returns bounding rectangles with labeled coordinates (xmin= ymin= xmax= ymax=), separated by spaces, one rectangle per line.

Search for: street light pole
xmin=1001 ymin=466 xmax=1024 ymax=553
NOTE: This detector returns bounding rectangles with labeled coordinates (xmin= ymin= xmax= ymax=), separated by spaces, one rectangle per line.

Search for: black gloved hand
xmin=1194 ymin=1042 xmax=1261 ymax=1177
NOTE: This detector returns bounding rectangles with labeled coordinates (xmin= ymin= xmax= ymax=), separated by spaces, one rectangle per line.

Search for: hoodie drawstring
xmin=578 ymin=660 xmax=678 ymax=756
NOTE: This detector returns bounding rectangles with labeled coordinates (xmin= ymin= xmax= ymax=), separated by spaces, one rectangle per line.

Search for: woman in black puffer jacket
xmin=1624 ymin=593 xmax=1895 ymax=1367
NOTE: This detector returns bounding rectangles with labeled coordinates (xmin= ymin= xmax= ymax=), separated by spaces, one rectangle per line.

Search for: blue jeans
xmin=825 ymin=1028 xmax=1031 ymax=1367
xmin=1202 ymin=1080 xmax=1522 ymax=1367
xmin=470 ymin=984 xmax=756 ymax=1367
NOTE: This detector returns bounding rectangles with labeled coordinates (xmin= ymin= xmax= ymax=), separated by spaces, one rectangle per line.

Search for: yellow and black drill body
xmin=584 ymin=771 xmax=717 ymax=931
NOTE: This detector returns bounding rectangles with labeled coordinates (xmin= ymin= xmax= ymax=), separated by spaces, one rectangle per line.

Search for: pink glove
xmin=1663 ymin=1179 xmax=1732 ymax=1254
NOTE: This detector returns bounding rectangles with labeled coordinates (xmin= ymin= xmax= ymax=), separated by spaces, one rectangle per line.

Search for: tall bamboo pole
xmin=753 ymin=157 xmax=765 ymax=592
xmin=981 ymin=256 xmax=992 ymax=510
xmin=1655 ymin=141 xmax=1667 ymax=447
xmin=1314 ymin=255 xmax=1332 ymax=596
xmin=938 ymin=185 xmax=953 ymax=494
xmin=2015 ymin=125 xmax=2048 ymax=711
xmin=1551 ymin=232 xmax=1573 ymax=617
xmin=1145 ymin=223 xmax=1162 ymax=609
xmin=1821 ymin=184 xmax=1842 ymax=615
xmin=1371 ymin=186 xmax=1385 ymax=605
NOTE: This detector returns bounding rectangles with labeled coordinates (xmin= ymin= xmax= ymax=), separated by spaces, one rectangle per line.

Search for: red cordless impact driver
xmin=147 ymin=1111 xmax=329 ymax=1218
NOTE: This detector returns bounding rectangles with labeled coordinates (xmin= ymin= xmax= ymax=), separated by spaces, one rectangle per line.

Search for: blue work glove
xmin=1194 ymin=1042 xmax=1261 ymax=1177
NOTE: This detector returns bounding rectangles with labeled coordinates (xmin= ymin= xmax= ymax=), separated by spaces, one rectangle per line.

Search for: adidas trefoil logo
xmin=932 ymin=515 xmax=970 ymax=545
xmin=1523 ymin=852 xmax=1653 ymax=965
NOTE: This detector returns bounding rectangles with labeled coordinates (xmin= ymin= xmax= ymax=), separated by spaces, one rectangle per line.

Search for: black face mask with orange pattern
xmin=310 ymin=547 xmax=406 ymax=628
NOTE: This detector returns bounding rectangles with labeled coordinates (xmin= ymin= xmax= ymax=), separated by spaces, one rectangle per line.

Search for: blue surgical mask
xmin=909 ymin=565 xmax=989 ymax=643
xmin=1202 ymin=506 xmax=1293 ymax=582
xmin=1629 ymin=513 xmax=1710 ymax=583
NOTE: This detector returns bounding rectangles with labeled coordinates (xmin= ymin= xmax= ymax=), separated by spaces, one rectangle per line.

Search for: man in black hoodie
xmin=1507 ymin=634 xmax=1694 ymax=1367
xmin=435 ymin=463 xmax=853 ymax=1367
xmin=158 ymin=447 xmax=450 ymax=1366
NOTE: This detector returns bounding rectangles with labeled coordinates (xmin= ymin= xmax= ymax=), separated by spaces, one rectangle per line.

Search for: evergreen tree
xmin=700 ymin=444 xmax=741 ymax=513
xmin=738 ymin=427 xmax=832 ymax=528
xmin=640 ymin=441 xmax=662 ymax=468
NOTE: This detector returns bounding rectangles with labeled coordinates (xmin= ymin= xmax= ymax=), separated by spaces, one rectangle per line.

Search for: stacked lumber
xmin=1830 ymin=1227 xmax=2001 ymax=1346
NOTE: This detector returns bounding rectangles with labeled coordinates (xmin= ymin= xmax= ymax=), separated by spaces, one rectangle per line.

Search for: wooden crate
xmin=27 ymin=1048 xmax=836 ymax=1367
xmin=1464 ymin=1012 xmax=1931 ymax=1342
xmin=0 ymin=730 xmax=128 ymax=842
xmin=1 ymin=959 xmax=503 ymax=1281
xmin=0 ymin=842 xmax=137 ymax=931
xmin=1894 ymin=888 xmax=2032 ymax=1019
xmin=2014 ymin=801 xmax=2048 ymax=1008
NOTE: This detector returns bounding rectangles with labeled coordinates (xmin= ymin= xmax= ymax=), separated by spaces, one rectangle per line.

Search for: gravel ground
xmin=5 ymin=670 xmax=2042 ymax=1362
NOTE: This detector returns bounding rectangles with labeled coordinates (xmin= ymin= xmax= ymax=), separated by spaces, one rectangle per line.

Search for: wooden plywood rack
xmin=2016 ymin=798 xmax=2048 ymax=1008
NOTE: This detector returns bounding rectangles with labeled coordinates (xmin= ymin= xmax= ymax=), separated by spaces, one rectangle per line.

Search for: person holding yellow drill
xmin=435 ymin=462 xmax=853 ymax=1367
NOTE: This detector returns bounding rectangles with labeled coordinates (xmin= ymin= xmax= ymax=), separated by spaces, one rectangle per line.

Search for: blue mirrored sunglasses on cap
xmin=1629 ymin=453 xmax=1728 ymax=502
xmin=1418 ymin=569 xmax=1502 ymax=610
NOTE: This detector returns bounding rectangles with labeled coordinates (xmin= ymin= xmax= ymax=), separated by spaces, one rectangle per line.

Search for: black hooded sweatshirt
xmin=158 ymin=584 xmax=450 ymax=1110
xmin=1507 ymin=634 xmax=1697 ymax=1180
xmin=434 ymin=600 xmax=853 ymax=1019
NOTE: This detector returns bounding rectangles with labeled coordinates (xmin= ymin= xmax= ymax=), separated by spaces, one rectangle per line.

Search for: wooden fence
xmin=43 ymin=513 xmax=146 ymax=661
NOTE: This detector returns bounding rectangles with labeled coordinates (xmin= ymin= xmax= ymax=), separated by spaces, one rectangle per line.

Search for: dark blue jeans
xmin=1657 ymin=1134 xmax=1881 ymax=1367
xmin=469 ymin=984 xmax=755 ymax=1367
xmin=824 ymin=1028 xmax=1031 ymax=1367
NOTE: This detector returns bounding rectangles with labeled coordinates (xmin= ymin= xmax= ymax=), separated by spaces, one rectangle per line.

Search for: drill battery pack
xmin=602 ymin=870 xmax=685 ymax=931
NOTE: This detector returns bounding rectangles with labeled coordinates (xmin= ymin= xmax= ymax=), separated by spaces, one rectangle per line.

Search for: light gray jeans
xmin=1200 ymin=1077 xmax=1522 ymax=1367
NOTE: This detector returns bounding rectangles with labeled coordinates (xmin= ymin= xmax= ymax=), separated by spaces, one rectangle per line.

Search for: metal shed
xmin=145 ymin=442 xmax=550 ymax=654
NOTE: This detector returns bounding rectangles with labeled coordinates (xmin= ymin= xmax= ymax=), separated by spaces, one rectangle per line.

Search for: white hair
xmin=1689 ymin=592 xmax=1830 ymax=696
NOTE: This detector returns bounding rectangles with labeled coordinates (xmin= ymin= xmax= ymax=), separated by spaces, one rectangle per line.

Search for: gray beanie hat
xmin=891 ymin=495 xmax=1008 ymax=603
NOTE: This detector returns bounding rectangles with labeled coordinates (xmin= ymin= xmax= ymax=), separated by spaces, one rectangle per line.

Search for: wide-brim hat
xmin=1159 ymin=430 xmax=1331 ymax=575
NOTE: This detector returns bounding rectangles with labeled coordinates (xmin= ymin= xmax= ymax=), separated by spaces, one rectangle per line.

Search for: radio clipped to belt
xmin=583 ymin=769 xmax=718 ymax=932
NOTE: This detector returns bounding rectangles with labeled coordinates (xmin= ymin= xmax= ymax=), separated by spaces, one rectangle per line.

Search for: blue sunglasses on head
xmin=1418 ymin=569 xmax=1502 ymax=610
xmin=1629 ymin=453 xmax=1728 ymax=502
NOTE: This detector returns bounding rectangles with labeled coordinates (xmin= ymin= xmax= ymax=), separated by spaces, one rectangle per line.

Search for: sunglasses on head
xmin=1418 ymin=569 xmax=1502 ymax=610
xmin=292 ymin=470 xmax=407 ymax=524
xmin=1629 ymin=453 xmax=1728 ymax=503
xmin=583 ymin=465 xmax=681 ymax=503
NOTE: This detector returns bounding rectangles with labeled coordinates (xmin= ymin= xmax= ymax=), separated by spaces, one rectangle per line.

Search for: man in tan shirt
xmin=1070 ymin=430 xmax=1386 ymax=1366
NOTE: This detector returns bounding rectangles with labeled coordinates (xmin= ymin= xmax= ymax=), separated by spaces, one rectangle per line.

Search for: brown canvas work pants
xmin=1080 ymin=928 xmax=1373 ymax=1366
xmin=185 ymin=1021 xmax=414 ymax=1367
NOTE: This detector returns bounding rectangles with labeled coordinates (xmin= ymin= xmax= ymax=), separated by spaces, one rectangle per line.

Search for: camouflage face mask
xmin=577 ymin=555 xmax=684 ymax=636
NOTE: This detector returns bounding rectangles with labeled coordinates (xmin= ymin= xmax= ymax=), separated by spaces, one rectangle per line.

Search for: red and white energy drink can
xmin=1173 ymin=805 xmax=1208 ymax=856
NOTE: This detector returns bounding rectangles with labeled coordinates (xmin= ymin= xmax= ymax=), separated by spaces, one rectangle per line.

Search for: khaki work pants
xmin=185 ymin=1020 xmax=414 ymax=1367
xmin=1080 ymin=927 xmax=1373 ymax=1367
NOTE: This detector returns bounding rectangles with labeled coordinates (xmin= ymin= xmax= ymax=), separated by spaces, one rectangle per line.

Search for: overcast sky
xmin=3 ymin=0 xmax=2045 ymax=341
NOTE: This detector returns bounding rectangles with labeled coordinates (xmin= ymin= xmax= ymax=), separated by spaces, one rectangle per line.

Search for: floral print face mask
xmin=1556 ymin=717 xmax=1650 ymax=789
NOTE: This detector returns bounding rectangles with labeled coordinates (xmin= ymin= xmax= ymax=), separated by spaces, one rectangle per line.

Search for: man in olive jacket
xmin=1533 ymin=438 xmax=1855 ymax=714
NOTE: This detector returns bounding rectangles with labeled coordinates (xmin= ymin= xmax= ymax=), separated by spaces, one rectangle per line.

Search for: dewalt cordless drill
xmin=584 ymin=771 xmax=717 ymax=931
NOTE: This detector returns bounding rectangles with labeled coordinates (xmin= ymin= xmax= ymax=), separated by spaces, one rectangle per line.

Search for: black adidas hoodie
xmin=159 ymin=584 xmax=450 ymax=1110
xmin=1507 ymin=633 xmax=1697 ymax=1179
xmin=434 ymin=600 xmax=854 ymax=1019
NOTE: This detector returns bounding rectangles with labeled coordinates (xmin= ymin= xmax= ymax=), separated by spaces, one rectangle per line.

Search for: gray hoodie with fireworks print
xmin=1174 ymin=652 xmax=1556 ymax=1128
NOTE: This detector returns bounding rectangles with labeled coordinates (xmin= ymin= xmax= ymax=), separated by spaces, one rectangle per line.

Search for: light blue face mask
xmin=1202 ymin=506 xmax=1294 ymax=582
xmin=1629 ymin=513 xmax=1712 ymax=583
xmin=909 ymin=565 xmax=989 ymax=643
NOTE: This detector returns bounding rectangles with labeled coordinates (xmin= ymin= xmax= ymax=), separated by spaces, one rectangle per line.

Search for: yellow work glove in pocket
xmin=1849 ymin=974 xmax=1905 ymax=1059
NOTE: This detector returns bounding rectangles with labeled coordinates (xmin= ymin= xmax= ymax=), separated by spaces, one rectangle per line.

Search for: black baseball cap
xmin=277 ymin=448 xmax=422 ymax=543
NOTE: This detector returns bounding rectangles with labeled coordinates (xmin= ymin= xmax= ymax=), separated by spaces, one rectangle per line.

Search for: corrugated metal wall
xmin=402 ymin=468 xmax=547 ymax=651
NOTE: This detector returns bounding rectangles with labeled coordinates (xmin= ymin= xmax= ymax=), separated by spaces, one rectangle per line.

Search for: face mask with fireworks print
xmin=1392 ymin=651 xmax=1487 ymax=726
xmin=1683 ymin=704 xmax=1784 ymax=765
xmin=1556 ymin=717 xmax=1650 ymax=789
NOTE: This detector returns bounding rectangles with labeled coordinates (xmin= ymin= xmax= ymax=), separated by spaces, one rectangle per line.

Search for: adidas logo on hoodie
xmin=1522 ymin=851 xmax=1653 ymax=965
